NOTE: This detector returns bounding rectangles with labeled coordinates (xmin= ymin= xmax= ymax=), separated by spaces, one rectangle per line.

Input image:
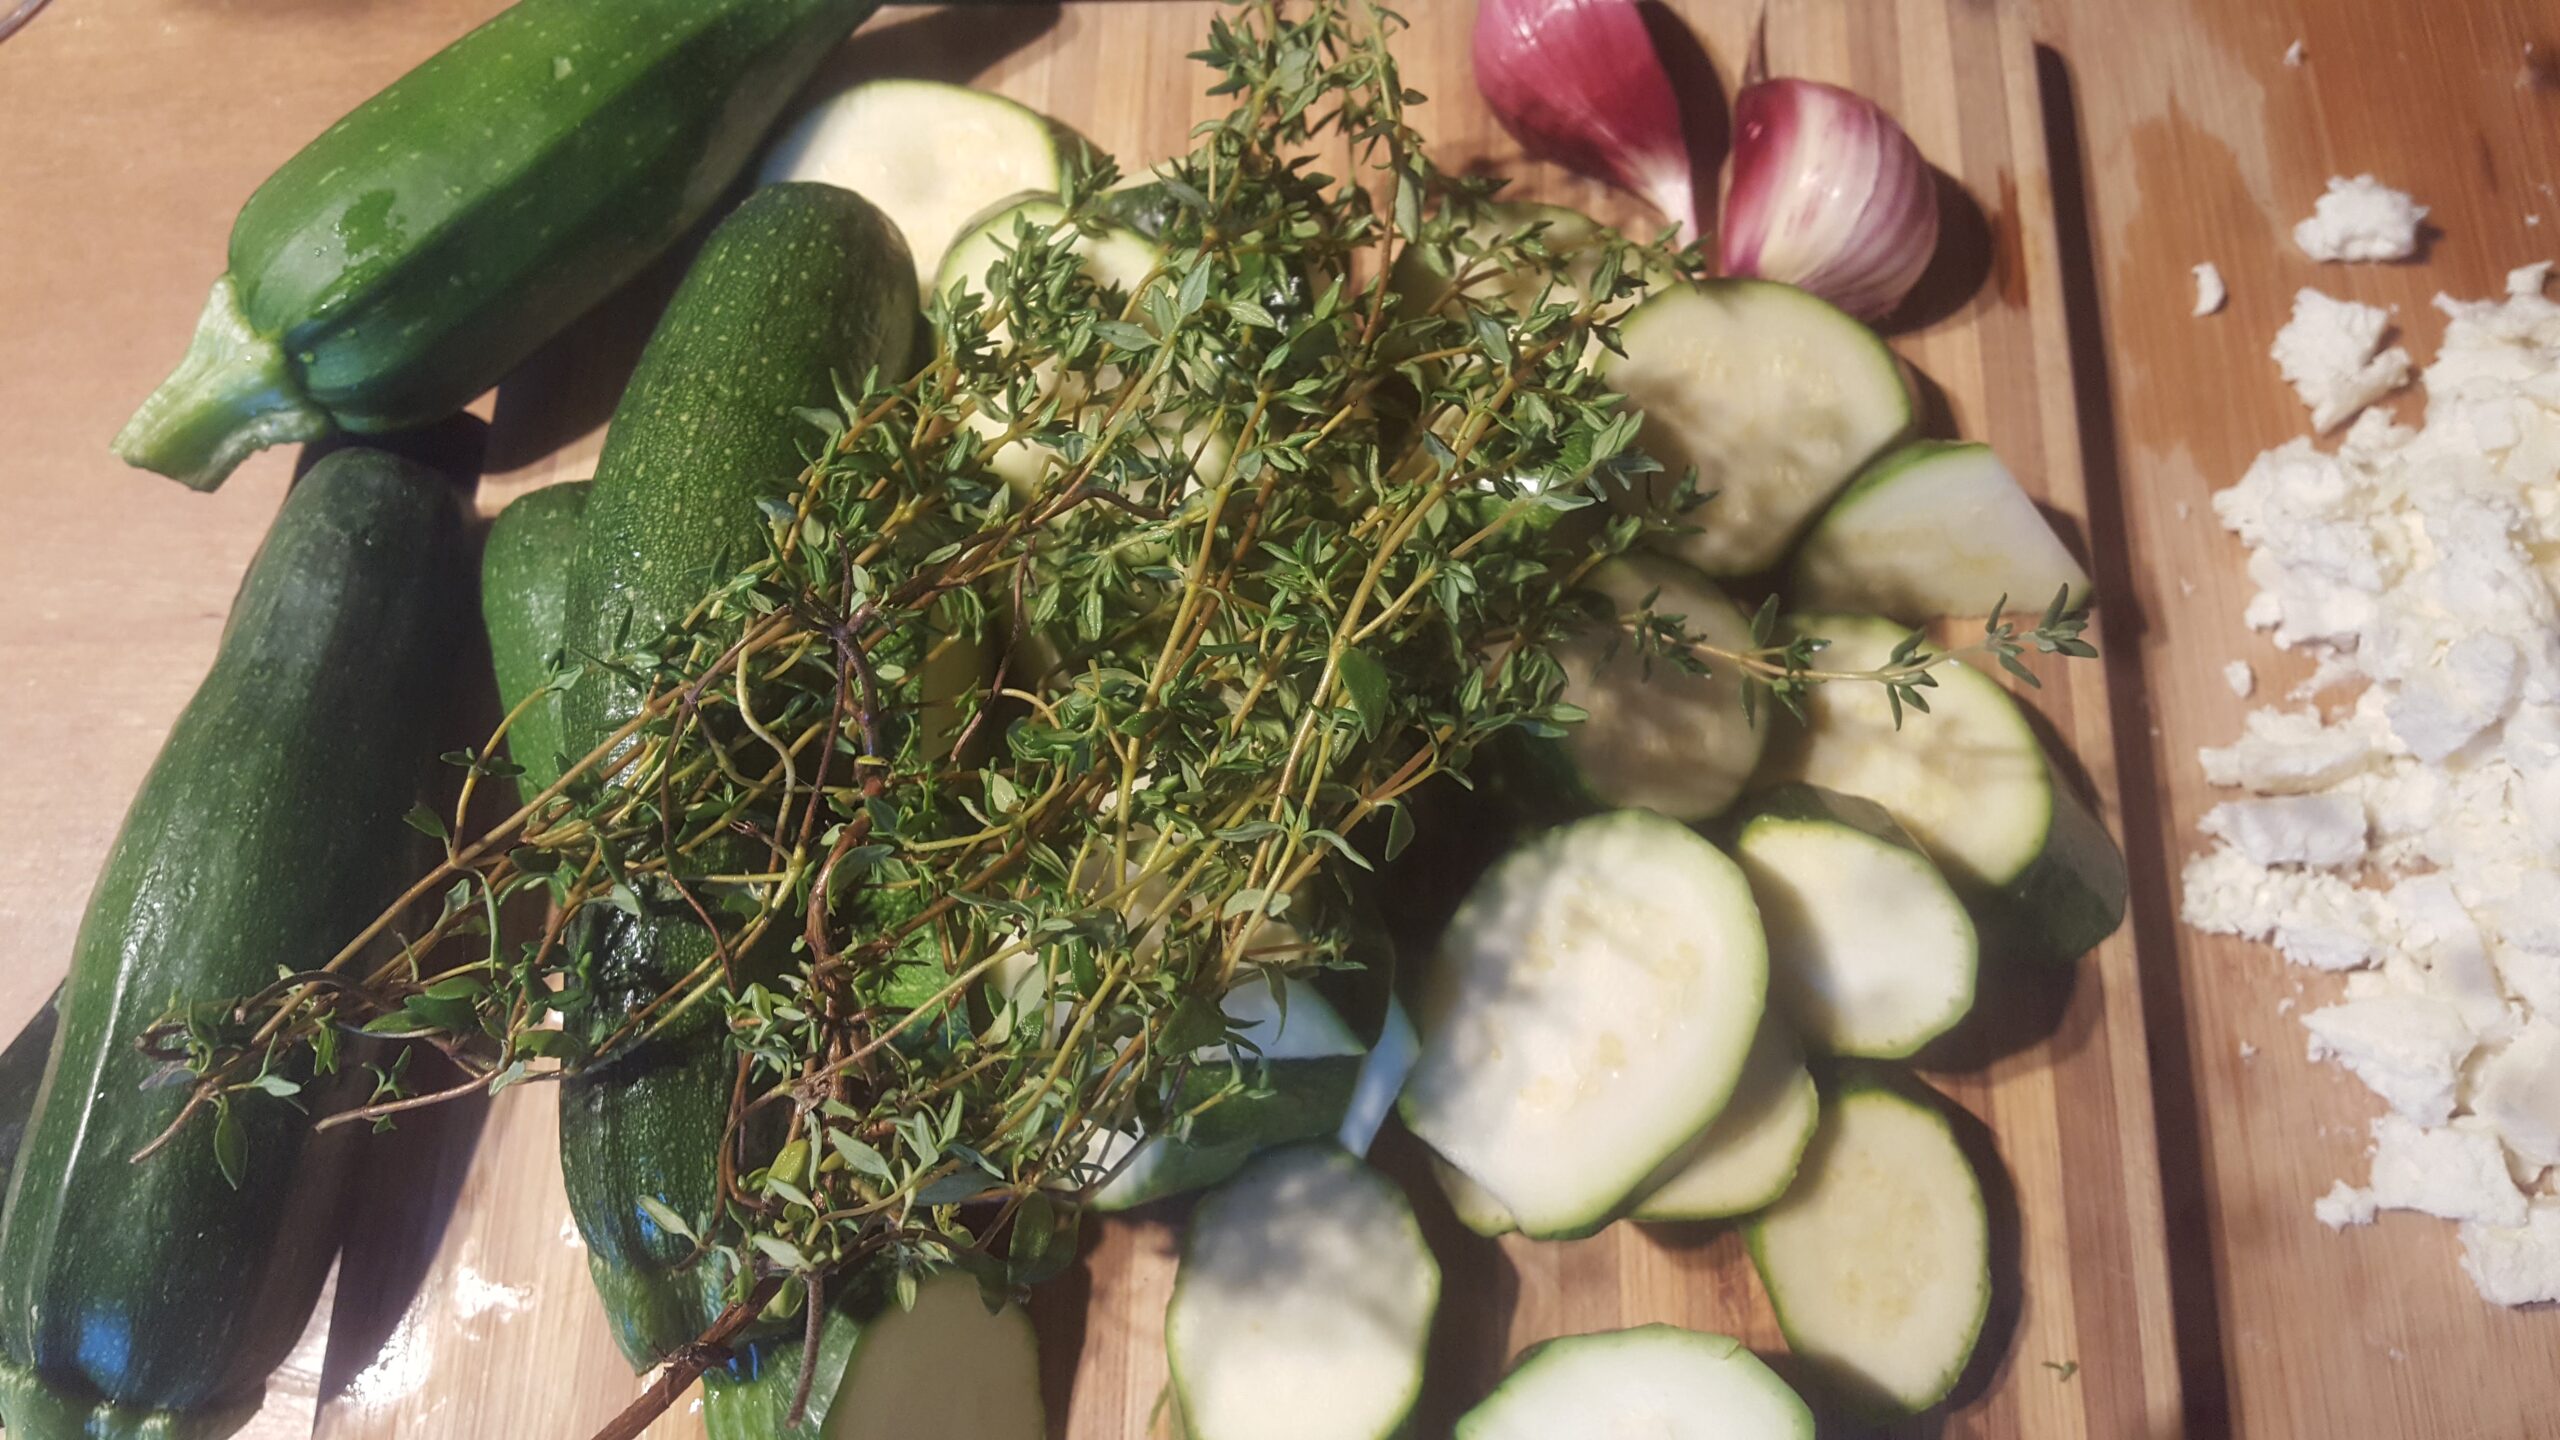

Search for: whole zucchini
xmin=483 ymin=480 xmax=592 ymax=803
xmin=113 ymin=0 xmax=883 ymax=492
xmin=0 ymin=448 xmax=465 ymax=1440
xmin=557 ymin=181 xmax=916 ymax=1369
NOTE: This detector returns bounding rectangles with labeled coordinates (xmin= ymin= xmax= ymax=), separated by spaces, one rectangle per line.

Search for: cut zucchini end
xmin=1602 ymin=280 xmax=1913 ymax=577
xmin=1733 ymin=786 xmax=1979 ymax=1058
xmin=1791 ymin=441 xmax=2093 ymax=623
xmin=1431 ymin=1154 xmax=1522 ymax=1237
xmin=1512 ymin=557 xmax=1765 ymax=824
xmin=0 ymin=1356 xmax=259 ymax=1440
xmin=1745 ymin=1075 xmax=1991 ymax=1418
xmin=1628 ymin=1020 xmax=1820 ymax=1222
xmin=1455 ymin=1325 xmax=1815 ymax=1440
xmin=112 ymin=275 xmax=331 ymax=492
xmin=759 ymin=80 xmax=1077 ymax=285
xmin=1401 ymin=810 xmax=1770 ymax=1238
xmin=1167 ymin=1144 xmax=1439 ymax=1440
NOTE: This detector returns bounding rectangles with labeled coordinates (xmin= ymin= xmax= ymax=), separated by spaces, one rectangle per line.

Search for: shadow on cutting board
xmin=2033 ymin=41 xmax=2231 ymax=1440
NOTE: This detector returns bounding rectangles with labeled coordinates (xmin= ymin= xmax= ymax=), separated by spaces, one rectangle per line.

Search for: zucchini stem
xmin=112 ymin=276 xmax=330 ymax=491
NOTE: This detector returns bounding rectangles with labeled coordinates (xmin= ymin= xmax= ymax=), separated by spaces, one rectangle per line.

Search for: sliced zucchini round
xmin=1790 ymin=441 xmax=2092 ymax=622
xmin=1512 ymin=555 xmax=1765 ymax=823
xmin=1454 ymin=1325 xmax=1814 ymax=1440
xmin=1399 ymin=811 xmax=1768 ymax=1239
xmin=704 ymin=1269 xmax=1044 ymax=1440
xmin=1733 ymin=785 xmax=1977 ymax=1057
xmin=1629 ymin=1020 xmax=1819 ymax=1222
xmin=1759 ymin=613 xmax=2125 ymax=962
xmin=760 ymin=79 xmax=1083 ymax=284
xmin=1167 ymin=1145 xmax=1439 ymax=1440
xmin=1432 ymin=1155 xmax=1520 ymax=1238
xmin=1601 ymin=280 xmax=1913 ymax=577
xmin=1745 ymin=1073 xmax=1990 ymax=1417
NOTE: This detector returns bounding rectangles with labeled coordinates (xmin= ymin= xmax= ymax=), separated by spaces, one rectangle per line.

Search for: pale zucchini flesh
xmin=1167 ymin=1145 xmax=1439 ymax=1440
xmin=1629 ymin=1020 xmax=1819 ymax=1222
xmin=1791 ymin=440 xmax=2092 ymax=622
xmin=1758 ymin=613 xmax=2050 ymax=893
xmin=1516 ymin=555 xmax=1766 ymax=823
xmin=1454 ymin=1325 xmax=1815 ymax=1440
xmin=1746 ymin=1077 xmax=1990 ymax=1417
xmin=1602 ymin=280 xmax=1913 ymax=576
xmin=1734 ymin=785 xmax=1978 ymax=1058
xmin=1759 ymin=613 xmax=2125 ymax=962
xmin=700 ymin=1271 xmax=1042 ymax=1440
xmin=760 ymin=80 xmax=1079 ymax=284
xmin=1398 ymin=810 xmax=1768 ymax=1238
xmin=1432 ymin=1155 xmax=1520 ymax=1237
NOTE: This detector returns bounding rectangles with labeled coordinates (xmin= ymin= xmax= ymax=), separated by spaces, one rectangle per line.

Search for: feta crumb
xmin=2459 ymin=1199 xmax=2560 ymax=1305
xmin=2200 ymin=794 xmax=2366 ymax=868
xmin=2271 ymin=289 xmax=2414 ymax=431
xmin=2184 ymin=846 xmax=2388 ymax=970
xmin=2283 ymin=39 xmax=2308 ymax=67
xmin=2225 ymin=660 xmax=2255 ymax=697
xmin=2240 ymin=1041 xmax=2259 ymax=1060
xmin=2362 ymin=1114 xmax=2529 ymax=1225
xmin=2316 ymin=1179 xmax=2376 ymax=1228
xmin=2199 ymin=708 xmax=2380 ymax=793
xmin=2472 ymin=1020 xmax=2560 ymax=1170
xmin=2293 ymin=176 xmax=2428 ymax=263
xmin=2303 ymin=992 xmax=2476 ymax=1124
xmin=2192 ymin=262 xmax=2228 ymax=317
xmin=2192 ymin=266 xmax=2560 ymax=1305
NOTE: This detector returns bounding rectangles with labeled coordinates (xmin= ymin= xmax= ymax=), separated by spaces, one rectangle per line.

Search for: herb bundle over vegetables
xmin=140 ymin=2 xmax=2088 ymax=1429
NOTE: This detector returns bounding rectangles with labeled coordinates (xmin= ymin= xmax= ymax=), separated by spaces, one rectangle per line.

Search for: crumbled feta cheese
xmin=2193 ymin=262 xmax=2227 ymax=317
xmin=2240 ymin=1040 xmax=2258 ymax=1060
xmin=2361 ymin=1114 xmax=2529 ymax=1225
xmin=2271 ymin=289 xmax=2414 ymax=431
xmin=2183 ymin=846 xmax=2387 ymax=970
xmin=2471 ymin=1019 xmax=2560 ymax=1169
xmin=2200 ymin=794 xmax=2366 ymax=868
xmin=2304 ymin=992 xmax=2477 ymax=1125
xmin=2198 ymin=707 xmax=2382 ymax=792
xmin=2191 ymin=265 xmax=2560 ymax=1304
xmin=2316 ymin=1180 xmax=2376 ymax=1228
xmin=2459 ymin=1200 xmax=2560 ymax=1305
xmin=2224 ymin=660 xmax=2255 ymax=697
xmin=2283 ymin=39 xmax=2308 ymax=67
xmin=2293 ymin=176 xmax=2428 ymax=263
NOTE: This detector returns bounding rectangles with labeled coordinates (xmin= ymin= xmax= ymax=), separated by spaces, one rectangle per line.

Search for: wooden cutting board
xmin=2034 ymin=2 xmax=2560 ymax=1436
xmin=0 ymin=2 xmax=2182 ymax=1437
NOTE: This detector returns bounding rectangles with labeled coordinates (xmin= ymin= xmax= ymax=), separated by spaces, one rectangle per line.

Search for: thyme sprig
xmin=141 ymin=3 xmax=2092 ymax=1427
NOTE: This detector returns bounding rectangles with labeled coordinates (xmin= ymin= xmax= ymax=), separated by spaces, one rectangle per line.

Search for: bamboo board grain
xmin=0 ymin=2 xmax=2185 ymax=1438
xmin=2034 ymin=2 xmax=2560 ymax=1436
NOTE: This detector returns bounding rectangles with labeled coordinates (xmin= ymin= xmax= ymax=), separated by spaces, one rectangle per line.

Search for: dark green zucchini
xmin=0 ymin=992 xmax=60 ymax=1197
xmin=0 ymin=448 xmax=464 ymax=1440
xmin=113 ymin=0 xmax=885 ymax=492
xmin=482 ymin=480 xmax=592 ymax=803
xmin=557 ymin=181 xmax=916 ymax=1370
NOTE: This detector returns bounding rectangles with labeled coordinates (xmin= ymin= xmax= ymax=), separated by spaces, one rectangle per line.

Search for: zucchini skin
xmin=482 ymin=480 xmax=592 ymax=802
xmin=117 ymin=0 xmax=883 ymax=490
xmin=558 ymin=182 xmax=917 ymax=1369
xmin=0 ymin=993 xmax=60 ymax=1197
xmin=0 ymin=449 xmax=465 ymax=1438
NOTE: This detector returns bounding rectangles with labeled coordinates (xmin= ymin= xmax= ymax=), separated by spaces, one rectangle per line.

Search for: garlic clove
xmin=1471 ymin=0 xmax=1702 ymax=239
xmin=1719 ymin=77 xmax=1939 ymax=322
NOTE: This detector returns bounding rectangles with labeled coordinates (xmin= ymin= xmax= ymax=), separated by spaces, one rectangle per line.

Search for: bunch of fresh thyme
xmin=145 ymin=0 xmax=2091 ymax=1409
